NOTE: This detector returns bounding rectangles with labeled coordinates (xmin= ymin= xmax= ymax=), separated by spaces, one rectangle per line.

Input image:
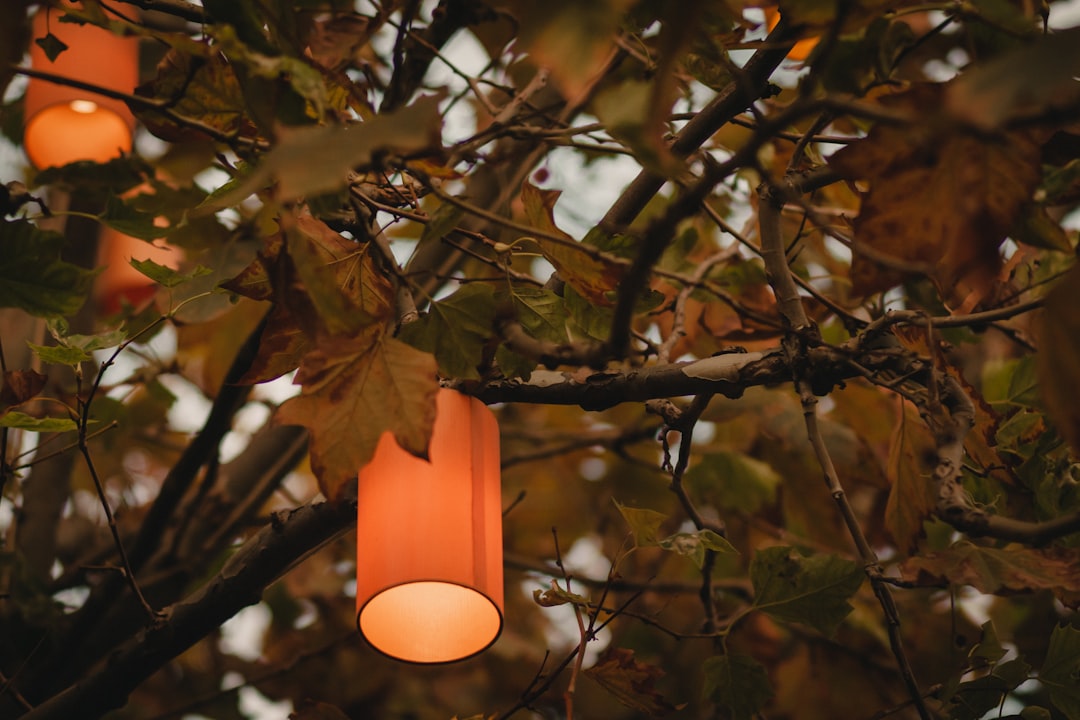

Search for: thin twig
xmin=74 ymin=371 xmax=156 ymax=620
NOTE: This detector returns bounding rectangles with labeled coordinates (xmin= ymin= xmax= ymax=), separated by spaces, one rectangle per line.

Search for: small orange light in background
xmin=765 ymin=8 xmax=819 ymax=62
xmin=24 ymin=2 xmax=139 ymax=168
xmin=356 ymin=389 xmax=504 ymax=664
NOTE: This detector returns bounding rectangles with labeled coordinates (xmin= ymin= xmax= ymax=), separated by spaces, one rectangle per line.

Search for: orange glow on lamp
xmin=24 ymin=3 xmax=139 ymax=168
xmin=95 ymin=227 xmax=181 ymax=313
xmin=356 ymin=389 xmax=503 ymax=664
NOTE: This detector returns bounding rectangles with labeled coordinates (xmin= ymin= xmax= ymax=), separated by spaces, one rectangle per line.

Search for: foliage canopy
xmin=2 ymin=0 xmax=1080 ymax=718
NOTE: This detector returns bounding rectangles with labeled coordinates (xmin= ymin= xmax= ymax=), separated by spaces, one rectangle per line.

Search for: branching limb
xmin=758 ymin=179 xmax=932 ymax=720
xmin=19 ymin=501 xmax=357 ymax=720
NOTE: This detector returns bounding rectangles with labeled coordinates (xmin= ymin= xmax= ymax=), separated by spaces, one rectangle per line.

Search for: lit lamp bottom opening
xmin=24 ymin=105 xmax=132 ymax=168
xmin=357 ymin=581 xmax=503 ymax=664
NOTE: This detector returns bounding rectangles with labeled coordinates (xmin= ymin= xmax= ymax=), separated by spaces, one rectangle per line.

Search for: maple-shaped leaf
xmin=508 ymin=285 xmax=569 ymax=343
xmin=275 ymin=328 xmax=439 ymax=500
xmin=702 ymin=654 xmax=772 ymax=720
xmin=0 ymin=219 xmax=94 ymax=317
xmin=750 ymin=546 xmax=864 ymax=636
xmin=397 ymin=283 xmax=496 ymax=380
xmin=828 ymin=85 xmax=1041 ymax=304
xmin=686 ymin=451 xmax=781 ymax=514
xmin=1040 ymin=623 xmax=1080 ymax=720
xmin=615 ymin=500 xmax=667 ymax=547
xmin=284 ymin=214 xmax=393 ymax=336
xmin=885 ymin=400 xmax=937 ymax=555
xmin=900 ymin=546 xmax=1080 ymax=601
xmin=135 ymin=48 xmax=257 ymax=143
xmin=520 ymin=181 xmax=624 ymax=305
xmin=585 ymin=648 xmax=683 ymax=717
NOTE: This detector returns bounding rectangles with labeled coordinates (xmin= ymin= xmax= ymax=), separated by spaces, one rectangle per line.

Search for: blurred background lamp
xmin=95 ymin=226 xmax=180 ymax=313
xmin=24 ymin=2 xmax=139 ymax=168
xmin=356 ymin=389 xmax=504 ymax=664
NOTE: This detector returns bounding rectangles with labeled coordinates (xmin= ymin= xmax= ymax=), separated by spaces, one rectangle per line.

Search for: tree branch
xmin=19 ymin=501 xmax=357 ymax=720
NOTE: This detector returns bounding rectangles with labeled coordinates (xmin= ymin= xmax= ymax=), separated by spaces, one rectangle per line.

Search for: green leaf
xmin=28 ymin=343 xmax=90 ymax=366
xmin=201 ymin=94 xmax=443 ymax=208
xmin=614 ymin=500 xmax=666 ymax=547
xmin=1040 ymin=623 xmax=1080 ymax=719
xmin=686 ymin=451 xmax=781 ymax=514
xmin=510 ymin=286 xmax=568 ymax=344
xmin=0 ymin=411 xmax=78 ymax=433
xmin=130 ymin=259 xmax=212 ymax=288
xmin=29 ymin=324 xmax=128 ymax=366
xmin=397 ymin=284 xmax=496 ymax=380
xmin=702 ymin=655 xmax=772 ymax=720
xmin=99 ymin=194 xmax=167 ymax=240
xmin=0 ymin=219 xmax=94 ymax=317
xmin=944 ymin=658 xmax=1032 ymax=720
xmin=419 ymin=203 xmax=464 ymax=246
xmin=750 ymin=546 xmax=864 ymax=636
xmin=971 ymin=621 xmax=1006 ymax=664
xmin=657 ymin=529 xmax=737 ymax=568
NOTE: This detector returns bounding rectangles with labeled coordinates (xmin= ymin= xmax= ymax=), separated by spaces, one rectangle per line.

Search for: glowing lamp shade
xmin=25 ymin=4 xmax=139 ymax=168
xmin=356 ymin=389 xmax=503 ymax=664
xmin=95 ymin=227 xmax=180 ymax=313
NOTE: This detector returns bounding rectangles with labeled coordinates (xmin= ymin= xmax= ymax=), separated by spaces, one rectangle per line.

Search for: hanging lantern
xmin=95 ymin=226 xmax=180 ymax=313
xmin=24 ymin=2 xmax=139 ymax=168
xmin=356 ymin=389 xmax=503 ymax=664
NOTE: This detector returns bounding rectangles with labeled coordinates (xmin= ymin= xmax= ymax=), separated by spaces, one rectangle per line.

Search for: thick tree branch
xmin=19 ymin=501 xmax=357 ymax=720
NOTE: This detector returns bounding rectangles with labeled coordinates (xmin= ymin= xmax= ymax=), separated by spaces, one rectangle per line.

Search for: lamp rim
xmin=355 ymin=578 xmax=504 ymax=664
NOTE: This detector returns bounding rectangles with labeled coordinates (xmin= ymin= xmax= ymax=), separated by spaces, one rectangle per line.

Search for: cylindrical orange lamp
xmin=24 ymin=2 xmax=139 ymax=168
xmin=356 ymin=389 xmax=504 ymax=664
xmin=95 ymin=227 xmax=180 ymax=313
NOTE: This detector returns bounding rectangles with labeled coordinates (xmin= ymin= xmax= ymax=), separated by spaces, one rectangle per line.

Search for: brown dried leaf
xmin=520 ymin=181 xmax=623 ymax=305
xmin=829 ymin=86 xmax=1041 ymax=304
xmin=0 ymin=369 xmax=47 ymax=414
xmin=135 ymin=49 xmax=257 ymax=143
xmin=275 ymin=328 xmax=438 ymax=500
xmin=885 ymin=400 xmax=937 ymax=555
xmin=585 ymin=648 xmax=682 ymax=717
xmin=1038 ymin=264 xmax=1080 ymax=454
xmin=900 ymin=545 xmax=1080 ymax=601
xmin=284 ymin=214 xmax=393 ymax=336
xmin=239 ymin=302 xmax=312 ymax=384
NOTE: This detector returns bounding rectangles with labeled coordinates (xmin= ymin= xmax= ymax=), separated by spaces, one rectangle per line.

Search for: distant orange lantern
xmin=24 ymin=2 xmax=139 ymax=168
xmin=764 ymin=8 xmax=819 ymax=62
xmin=356 ymin=389 xmax=503 ymax=664
xmin=95 ymin=227 xmax=180 ymax=313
